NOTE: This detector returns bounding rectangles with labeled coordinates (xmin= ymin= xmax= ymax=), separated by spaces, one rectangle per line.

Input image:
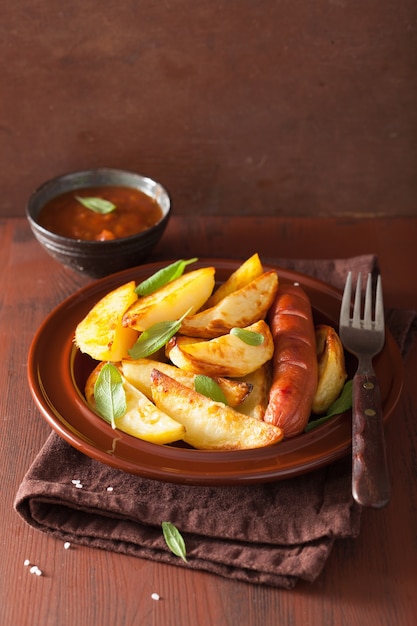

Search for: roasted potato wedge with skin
xmin=85 ymin=362 xmax=186 ymax=445
xmin=203 ymin=253 xmax=264 ymax=309
xmin=312 ymin=324 xmax=347 ymax=414
xmin=150 ymin=369 xmax=284 ymax=450
xmin=236 ymin=362 xmax=272 ymax=420
xmin=121 ymin=358 xmax=253 ymax=407
xmin=179 ymin=270 xmax=279 ymax=339
xmin=166 ymin=320 xmax=274 ymax=377
xmin=122 ymin=267 xmax=216 ymax=332
xmin=75 ymin=281 xmax=139 ymax=362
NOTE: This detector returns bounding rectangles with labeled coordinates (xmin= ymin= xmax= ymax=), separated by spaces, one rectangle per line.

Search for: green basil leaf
xmin=194 ymin=374 xmax=227 ymax=404
xmin=75 ymin=195 xmax=116 ymax=214
xmin=162 ymin=522 xmax=187 ymax=563
xmin=230 ymin=327 xmax=265 ymax=346
xmin=135 ymin=258 xmax=198 ymax=296
xmin=304 ymin=379 xmax=353 ymax=432
xmin=94 ymin=363 xmax=127 ymax=428
xmin=128 ymin=308 xmax=192 ymax=359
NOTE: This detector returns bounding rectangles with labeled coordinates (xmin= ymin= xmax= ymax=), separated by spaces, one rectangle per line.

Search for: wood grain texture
xmin=1 ymin=216 xmax=416 ymax=626
xmin=150 ymin=215 xmax=417 ymax=309
xmin=0 ymin=1 xmax=416 ymax=219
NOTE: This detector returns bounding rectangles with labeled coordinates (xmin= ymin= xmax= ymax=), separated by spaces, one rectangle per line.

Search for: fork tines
xmin=341 ymin=271 xmax=384 ymax=332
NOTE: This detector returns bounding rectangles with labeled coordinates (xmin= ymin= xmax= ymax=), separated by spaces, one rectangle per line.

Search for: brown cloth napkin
xmin=14 ymin=255 xmax=417 ymax=589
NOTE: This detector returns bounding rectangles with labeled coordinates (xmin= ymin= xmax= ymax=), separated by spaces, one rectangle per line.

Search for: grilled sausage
xmin=263 ymin=284 xmax=318 ymax=437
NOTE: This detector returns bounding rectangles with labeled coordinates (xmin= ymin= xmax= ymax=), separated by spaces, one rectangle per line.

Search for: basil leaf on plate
xmin=94 ymin=362 xmax=127 ymax=428
xmin=135 ymin=258 xmax=198 ymax=296
xmin=128 ymin=308 xmax=192 ymax=359
xmin=305 ymin=379 xmax=353 ymax=432
xmin=230 ymin=327 xmax=265 ymax=346
xmin=194 ymin=374 xmax=227 ymax=404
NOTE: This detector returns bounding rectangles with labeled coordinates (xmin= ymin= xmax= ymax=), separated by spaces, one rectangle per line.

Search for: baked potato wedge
xmin=235 ymin=363 xmax=272 ymax=420
xmin=179 ymin=270 xmax=279 ymax=338
xmin=85 ymin=362 xmax=185 ymax=444
xmin=150 ymin=369 xmax=284 ymax=450
xmin=121 ymin=358 xmax=252 ymax=407
xmin=74 ymin=281 xmax=139 ymax=361
xmin=122 ymin=267 xmax=215 ymax=331
xmin=312 ymin=324 xmax=347 ymax=414
xmin=166 ymin=320 xmax=274 ymax=377
xmin=203 ymin=253 xmax=264 ymax=309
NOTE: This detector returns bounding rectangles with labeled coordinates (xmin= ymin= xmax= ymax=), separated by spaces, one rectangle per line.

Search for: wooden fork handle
xmin=352 ymin=373 xmax=391 ymax=508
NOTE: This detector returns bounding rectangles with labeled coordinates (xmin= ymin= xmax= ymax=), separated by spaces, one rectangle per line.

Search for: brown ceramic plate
xmin=27 ymin=259 xmax=404 ymax=485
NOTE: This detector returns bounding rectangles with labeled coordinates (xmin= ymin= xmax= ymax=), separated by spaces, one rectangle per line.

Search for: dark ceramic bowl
xmin=26 ymin=168 xmax=171 ymax=278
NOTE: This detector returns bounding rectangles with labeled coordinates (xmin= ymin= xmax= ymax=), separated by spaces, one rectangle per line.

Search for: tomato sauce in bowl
xmin=26 ymin=168 xmax=171 ymax=277
xmin=37 ymin=186 xmax=163 ymax=241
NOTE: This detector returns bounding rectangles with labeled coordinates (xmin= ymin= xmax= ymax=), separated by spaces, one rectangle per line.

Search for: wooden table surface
xmin=1 ymin=216 xmax=416 ymax=626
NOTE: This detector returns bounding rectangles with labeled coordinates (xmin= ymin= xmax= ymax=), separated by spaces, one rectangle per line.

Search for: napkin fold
xmin=14 ymin=255 xmax=417 ymax=589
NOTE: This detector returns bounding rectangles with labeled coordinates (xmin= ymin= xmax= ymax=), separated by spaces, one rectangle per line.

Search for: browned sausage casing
xmin=263 ymin=284 xmax=318 ymax=437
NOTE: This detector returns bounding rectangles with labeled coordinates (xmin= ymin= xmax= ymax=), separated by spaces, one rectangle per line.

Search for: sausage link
xmin=263 ymin=284 xmax=318 ymax=437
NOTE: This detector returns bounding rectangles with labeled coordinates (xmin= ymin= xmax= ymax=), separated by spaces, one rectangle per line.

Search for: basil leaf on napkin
xmin=162 ymin=522 xmax=187 ymax=562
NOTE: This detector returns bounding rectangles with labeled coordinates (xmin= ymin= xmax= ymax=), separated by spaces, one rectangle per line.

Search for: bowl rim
xmin=26 ymin=167 xmax=171 ymax=245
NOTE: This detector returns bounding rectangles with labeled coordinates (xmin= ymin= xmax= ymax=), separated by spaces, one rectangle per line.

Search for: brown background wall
xmin=1 ymin=0 xmax=416 ymax=218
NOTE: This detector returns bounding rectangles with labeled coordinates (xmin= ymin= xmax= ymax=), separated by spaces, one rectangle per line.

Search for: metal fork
xmin=339 ymin=272 xmax=390 ymax=508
